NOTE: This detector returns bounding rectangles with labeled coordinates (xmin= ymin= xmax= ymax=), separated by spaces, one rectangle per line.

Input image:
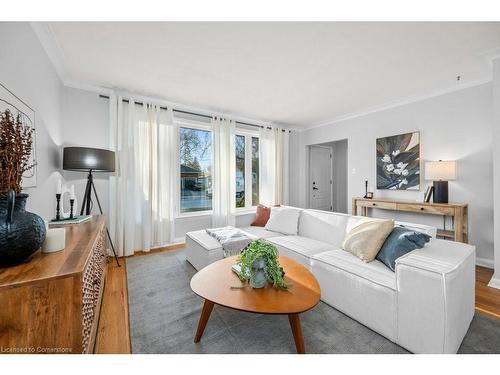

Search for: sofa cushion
xmin=265 ymin=206 xmax=301 ymax=235
xmin=342 ymin=217 xmax=394 ymax=262
xmin=240 ymin=226 xmax=282 ymax=239
xmin=267 ymin=235 xmax=336 ymax=259
xmin=376 ymin=227 xmax=431 ymax=271
xmin=312 ymin=249 xmax=397 ymax=290
xmin=298 ymin=209 xmax=351 ymax=247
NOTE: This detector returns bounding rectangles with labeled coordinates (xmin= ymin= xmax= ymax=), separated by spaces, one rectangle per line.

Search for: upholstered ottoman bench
xmin=185 ymin=226 xmax=282 ymax=270
xmin=185 ymin=230 xmax=224 ymax=271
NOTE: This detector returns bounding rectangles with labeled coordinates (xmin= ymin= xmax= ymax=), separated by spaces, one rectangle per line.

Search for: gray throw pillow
xmin=376 ymin=226 xmax=431 ymax=271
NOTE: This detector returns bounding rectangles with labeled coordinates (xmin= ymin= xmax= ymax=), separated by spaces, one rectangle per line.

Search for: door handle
xmin=313 ymin=187 xmax=319 ymax=190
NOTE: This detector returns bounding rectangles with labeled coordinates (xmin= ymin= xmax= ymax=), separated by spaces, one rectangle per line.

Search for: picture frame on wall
xmin=0 ymin=82 xmax=37 ymax=188
xmin=376 ymin=131 xmax=420 ymax=191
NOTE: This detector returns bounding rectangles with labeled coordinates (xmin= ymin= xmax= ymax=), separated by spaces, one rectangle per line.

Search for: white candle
xmin=70 ymin=185 xmax=76 ymax=200
xmin=56 ymin=179 xmax=62 ymax=195
xmin=42 ymin=228 xmax=66 ymax=253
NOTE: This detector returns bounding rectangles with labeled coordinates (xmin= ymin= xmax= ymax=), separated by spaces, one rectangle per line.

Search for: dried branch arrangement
xmin=0 ymin=109 xmax=35 ymax=194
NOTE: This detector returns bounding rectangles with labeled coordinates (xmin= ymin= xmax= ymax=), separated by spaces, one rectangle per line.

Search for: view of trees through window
xmin=235 ymin=135 xmax=245 ymax=208
xmin=179 ymin=127 xmax=212 ymax=213
xmin=252 ymin=137 xmax=259 ymax=206
xmin=179 ymin=125 xmax=259 ymax=214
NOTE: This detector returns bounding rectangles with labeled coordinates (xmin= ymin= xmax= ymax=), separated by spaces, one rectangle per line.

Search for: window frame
xmin=235 ymin=127 xmax=260 ymax=211
xmin=176 ymin=118 xmax=214 ymax=218
xmin=174 ymin=118 xmax=260 ymax=217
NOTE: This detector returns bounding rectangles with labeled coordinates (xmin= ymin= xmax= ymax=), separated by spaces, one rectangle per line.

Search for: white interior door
xmin=309 ymin=145 xmax=332 ymax=210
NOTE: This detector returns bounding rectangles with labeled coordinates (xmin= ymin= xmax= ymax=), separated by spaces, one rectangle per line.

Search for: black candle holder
xmin=55 ymin=193 xmax=61 ymax=221
xmin=69 ymin=199 xmax=75 ymax=219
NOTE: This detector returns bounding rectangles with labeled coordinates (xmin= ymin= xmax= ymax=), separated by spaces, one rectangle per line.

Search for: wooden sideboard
xmin=352 ymin=198 xmax=468 ymax=243
xmin=0 ymin=216 xmax=107 ymax=354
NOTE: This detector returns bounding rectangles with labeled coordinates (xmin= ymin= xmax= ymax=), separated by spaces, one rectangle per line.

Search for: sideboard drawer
xmin=397 ymin=203 xmax=455 ymax=216
xmin=357 ymin=200 xmax=397 ymax=210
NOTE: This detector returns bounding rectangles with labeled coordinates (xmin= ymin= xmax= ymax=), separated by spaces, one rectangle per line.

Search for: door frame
xmin=308 ymin=145 xmax=333 ymax=211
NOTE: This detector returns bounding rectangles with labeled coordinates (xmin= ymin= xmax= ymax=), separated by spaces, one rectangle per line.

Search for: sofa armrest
xmin=395 ymin=239 xmax=475 ymax=353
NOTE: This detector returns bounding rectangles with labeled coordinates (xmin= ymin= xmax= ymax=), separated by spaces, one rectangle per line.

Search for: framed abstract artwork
xmin=376 ymin=131 xmax=420 ymax=190
xmin=0 ymin=82 xmax=36 ymax=188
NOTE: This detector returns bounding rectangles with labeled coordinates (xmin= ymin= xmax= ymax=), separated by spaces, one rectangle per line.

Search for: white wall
xmin=491 ymin=58 xmax=500 ymax=287
xmin=290 ymin=83 xmax=494 ymax=264
xmin=0 ymin=23 xmax=63 ymax=220
xmin=60 ymin=88 xmax=257 ymax=243
xmin=61 ymin=87 xmax=110 ymax=216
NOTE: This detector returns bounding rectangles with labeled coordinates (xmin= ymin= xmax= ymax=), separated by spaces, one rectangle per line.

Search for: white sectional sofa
xmin=185 ymin=207 xmax=476 ymax=354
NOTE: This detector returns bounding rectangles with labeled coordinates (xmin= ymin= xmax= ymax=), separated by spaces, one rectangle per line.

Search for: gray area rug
xmin=127 ymin=250 xmax=500 ymax=354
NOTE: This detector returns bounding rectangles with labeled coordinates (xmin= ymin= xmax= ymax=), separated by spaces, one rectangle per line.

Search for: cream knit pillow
xmin=342 ymin=217 xmax=394 ymax=262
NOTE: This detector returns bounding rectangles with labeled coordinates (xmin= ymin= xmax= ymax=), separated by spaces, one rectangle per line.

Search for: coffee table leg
xmin=288 ymin=313 xmax=305 ymax=354
xmin=194 ymin=299 xmax=215 ymax=343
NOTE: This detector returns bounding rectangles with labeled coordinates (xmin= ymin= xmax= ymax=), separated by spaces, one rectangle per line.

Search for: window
xmin=252 ymin=137 xmax=259 ymax=206
xmin=235 ymin=133 xmax=259 ymax=208
xmin=235 ymin=135 xmax=246 ymax=208
xmin=179 ymin=127 xmax=212 ymax=213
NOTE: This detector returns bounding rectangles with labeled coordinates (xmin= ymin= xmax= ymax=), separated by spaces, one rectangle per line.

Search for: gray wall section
xmin=289 ymin=83 xmax=494 ymax=264
xmin=331 ymin=139 xmax=348 ymax=213
xmin=0 ymin=23 xmax=63 ymax=220
xmin=492 ymin=58 xmax=500 ymax=284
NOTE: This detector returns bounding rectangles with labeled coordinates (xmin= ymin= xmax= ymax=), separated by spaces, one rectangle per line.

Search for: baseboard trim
xmin=487 ymin=273 xmax=500 ymax=290
xmin=476 ymin=257 xmax=494 ymax=269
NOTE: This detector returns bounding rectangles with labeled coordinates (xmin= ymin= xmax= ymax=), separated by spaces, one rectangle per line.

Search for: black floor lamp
xmin=63 ymin=147 xmax=120 ymax=266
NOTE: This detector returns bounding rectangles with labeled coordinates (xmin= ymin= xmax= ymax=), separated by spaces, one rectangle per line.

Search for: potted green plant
xmin=236 ymin=240 xmax=288 ymax=290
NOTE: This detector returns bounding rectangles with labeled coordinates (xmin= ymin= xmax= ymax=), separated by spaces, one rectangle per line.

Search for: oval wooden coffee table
xmin=190 ymin=255 xmax=321 ymax=354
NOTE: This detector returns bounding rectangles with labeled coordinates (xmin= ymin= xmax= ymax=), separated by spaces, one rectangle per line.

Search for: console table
xmin=0 ymin=216 xmax=107 ymax=354
xmin=352 ymin=198 xmax=468 ymax=243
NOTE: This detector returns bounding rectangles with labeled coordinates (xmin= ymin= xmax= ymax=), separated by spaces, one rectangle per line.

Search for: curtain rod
xmin=98 ymin=95 xmax=290 ymax=132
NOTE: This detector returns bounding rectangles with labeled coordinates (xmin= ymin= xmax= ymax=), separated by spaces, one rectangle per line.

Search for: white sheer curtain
xmin=109 ymin=95 xmax=177 ymax=256
xmin=259 ymin=127 xmax=289 ymax=206
xmin=211 ymin=116 xmax=236 ymax=227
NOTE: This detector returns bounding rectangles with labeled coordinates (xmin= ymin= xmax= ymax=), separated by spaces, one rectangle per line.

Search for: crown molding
xmin=304 ymin=77 xmax=493 ymax=131
xmin=30 ymin=22 xmax=68 ymax=83
xmin=480 ymin=47 xmax=500 ymax=67
xmin=63 ymin=80 xmax=284 ymax=129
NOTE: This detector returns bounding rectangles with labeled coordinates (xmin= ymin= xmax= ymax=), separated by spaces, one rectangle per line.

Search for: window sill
xmin=176 ymin=210 xmax=213 ymax=219
xmin=175 ymin=208 xmax=256 ymax=220
xmin=235 ymin=208 xmax=257 ymax=216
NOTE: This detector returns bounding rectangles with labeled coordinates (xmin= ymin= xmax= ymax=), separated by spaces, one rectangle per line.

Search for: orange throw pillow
xmin=251 ymin=204 xmax=271 ymax=227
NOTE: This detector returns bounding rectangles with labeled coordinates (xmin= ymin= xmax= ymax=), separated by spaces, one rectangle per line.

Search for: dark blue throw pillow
xmin=376 ymin=226 xmax=431 ymax=272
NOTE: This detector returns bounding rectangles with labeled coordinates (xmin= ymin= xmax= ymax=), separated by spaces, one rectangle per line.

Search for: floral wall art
xmin=376 ymin=131 xmax=420 ymax=190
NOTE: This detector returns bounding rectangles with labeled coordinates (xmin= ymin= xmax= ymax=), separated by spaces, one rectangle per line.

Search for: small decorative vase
xmin=0 ymin=191 xmax=46 ymax=267
xmin=249 ymin=257 xmax=267 ymax=288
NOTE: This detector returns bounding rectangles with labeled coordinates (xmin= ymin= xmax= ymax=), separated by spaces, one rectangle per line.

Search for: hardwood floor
xmin=475 ymin=266 xmax=500 ymax=319
xmin=94 ymin=259 xmax=131 ymax=353
xmin=94 ymin=245 xmax=500 ymax=354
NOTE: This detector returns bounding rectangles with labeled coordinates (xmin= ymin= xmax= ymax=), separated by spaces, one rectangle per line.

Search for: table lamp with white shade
xmin=424 ymin=160 xmax=457 ymax=204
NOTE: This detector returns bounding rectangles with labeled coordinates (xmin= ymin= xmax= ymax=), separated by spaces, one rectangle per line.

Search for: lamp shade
xmin=424 ymin=160 xmax=456 ymax=181
xmin=63 ymin=147 xmax=115 ymax=172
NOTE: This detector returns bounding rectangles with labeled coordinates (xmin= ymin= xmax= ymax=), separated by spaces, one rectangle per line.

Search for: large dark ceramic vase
xmin=0 ymin=191 xmax=46 ymax=266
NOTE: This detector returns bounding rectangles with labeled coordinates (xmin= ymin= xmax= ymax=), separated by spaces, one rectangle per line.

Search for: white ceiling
xmin=44 ymin=22 xmax=500 ymax=129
